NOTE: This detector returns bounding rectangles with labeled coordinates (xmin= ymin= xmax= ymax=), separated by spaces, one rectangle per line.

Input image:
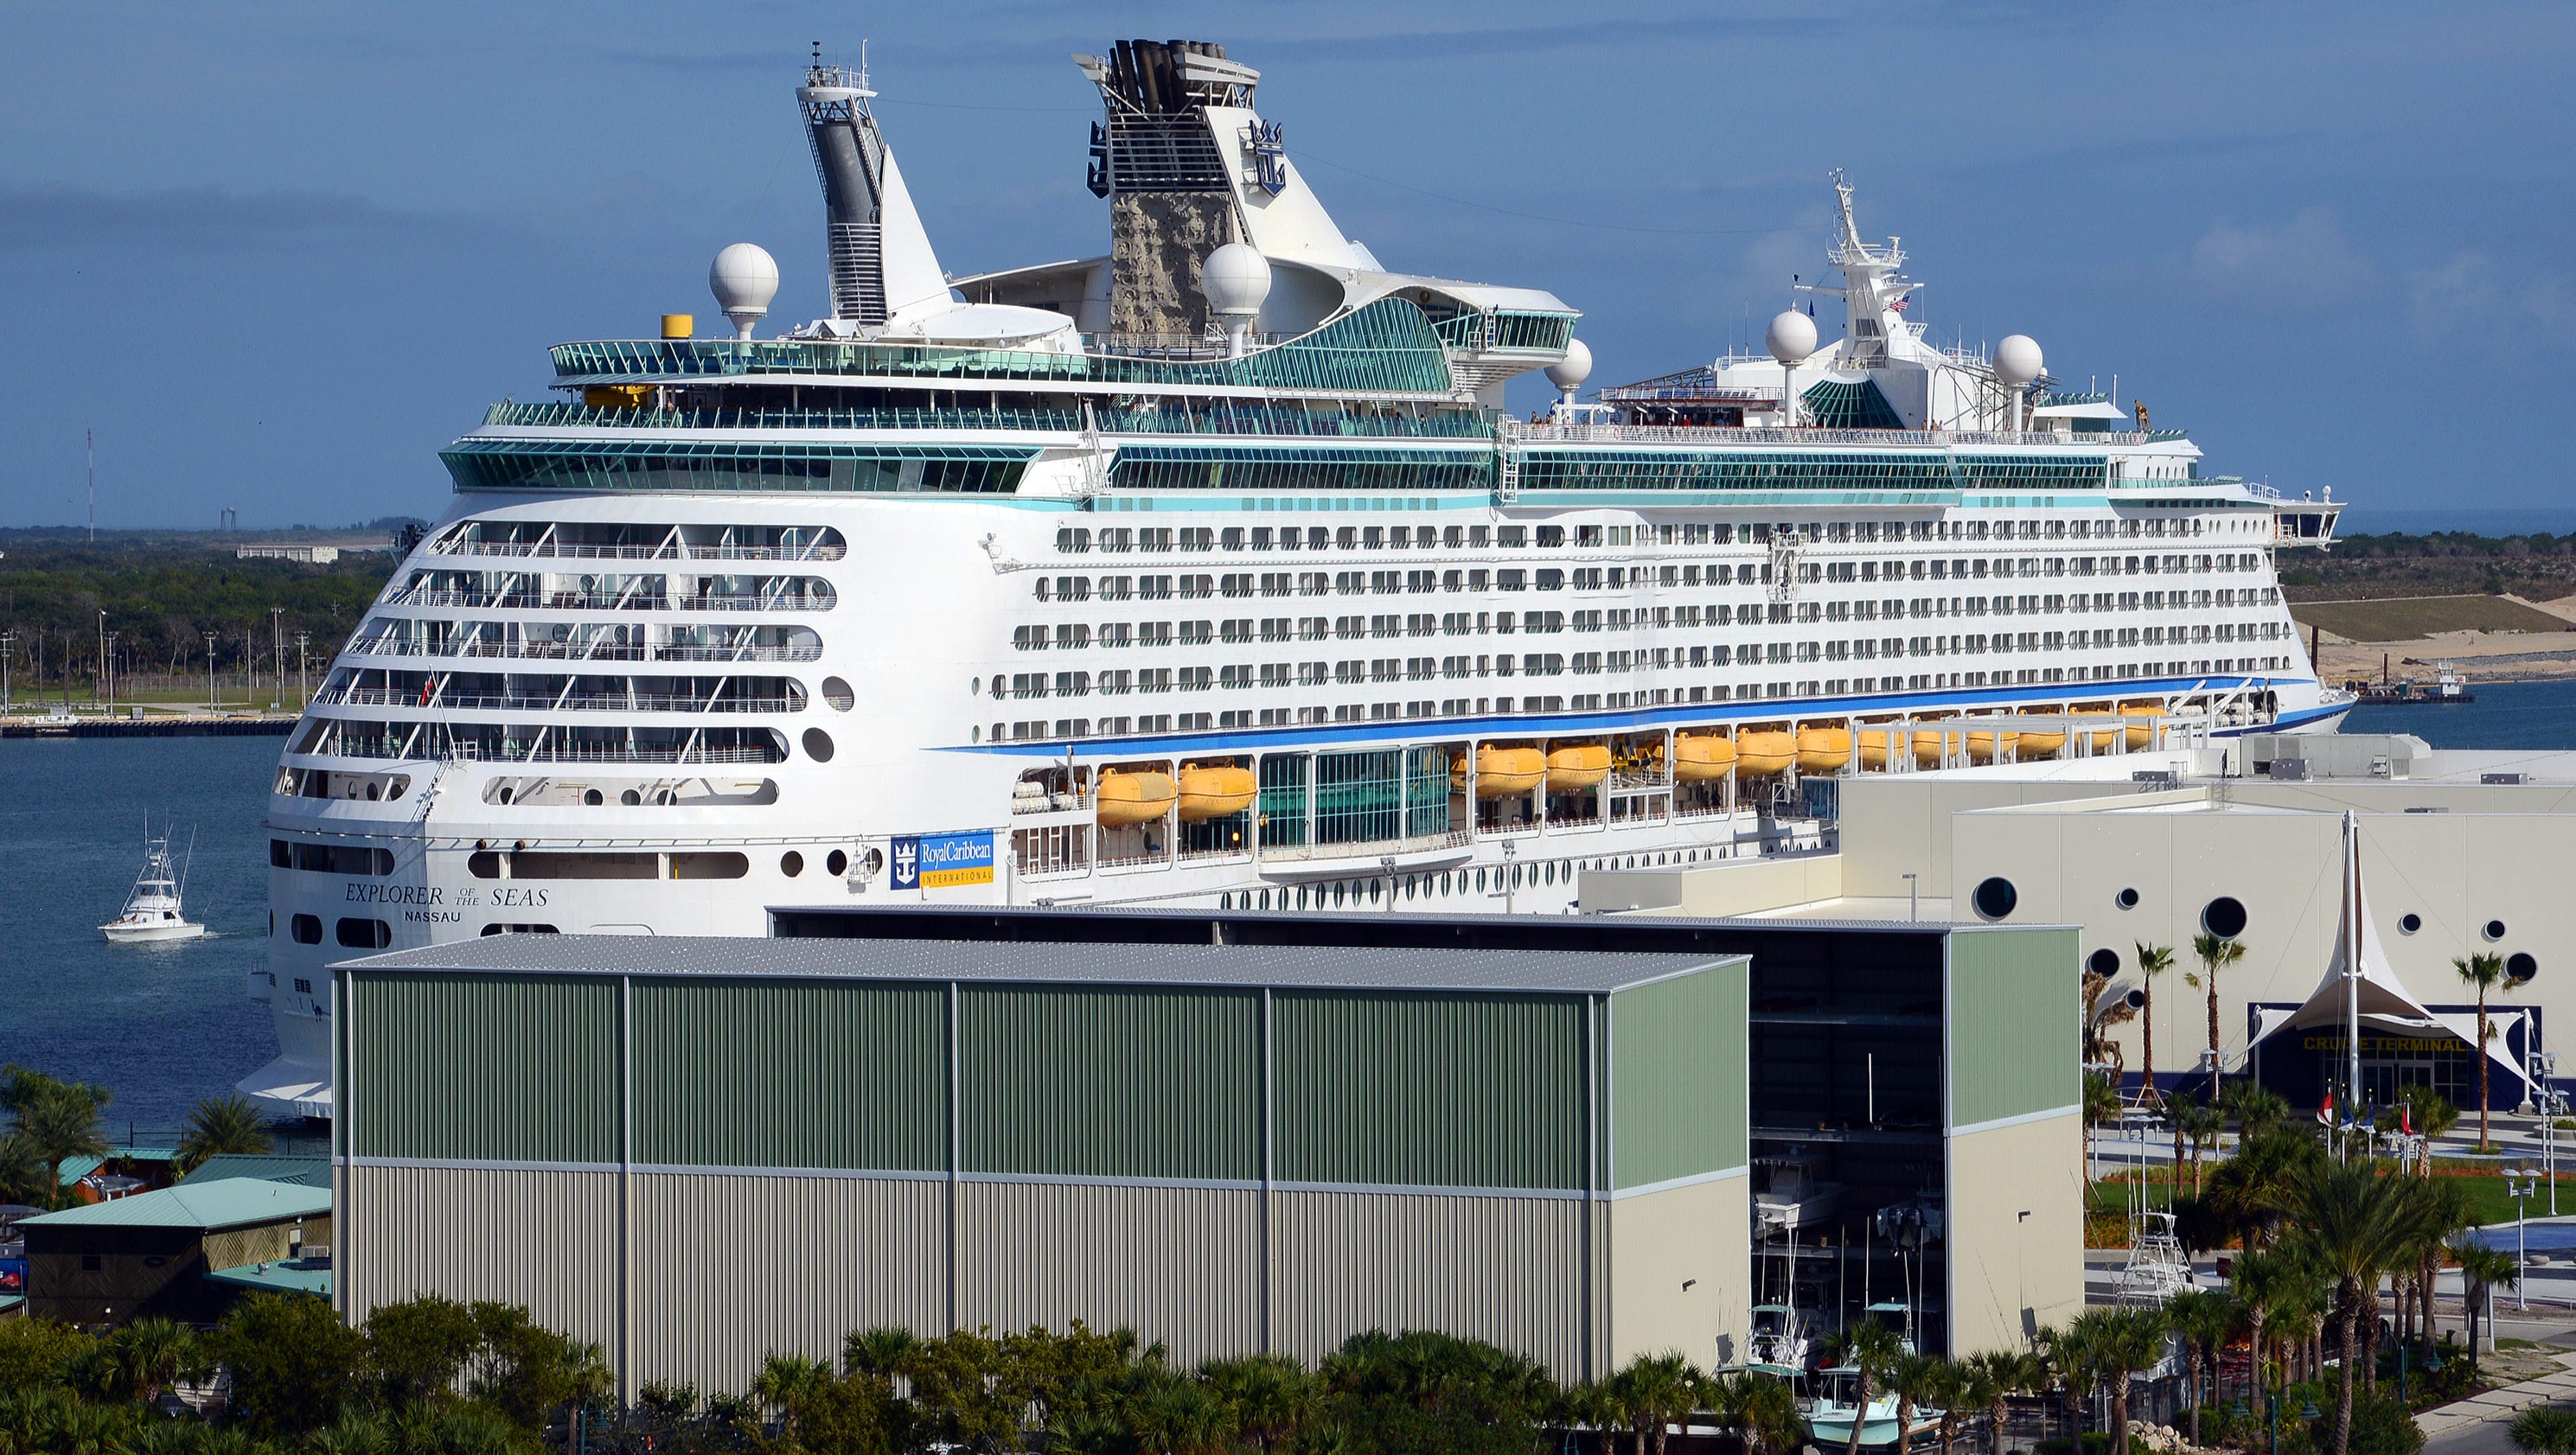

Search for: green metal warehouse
xmin=333 ymin=935 xmax=1753 ymax=1398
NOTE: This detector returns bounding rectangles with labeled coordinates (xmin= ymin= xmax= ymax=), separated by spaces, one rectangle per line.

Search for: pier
xmin=0 ymin=712 xmax=295 ymax=739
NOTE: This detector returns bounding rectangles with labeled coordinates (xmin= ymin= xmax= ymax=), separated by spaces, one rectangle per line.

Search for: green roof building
xmin=23 ymin=1178 xmax=333 ymax=1324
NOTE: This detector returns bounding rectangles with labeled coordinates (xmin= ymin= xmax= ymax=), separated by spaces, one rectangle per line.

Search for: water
xmin=0 ymin=735 xmax=280 ymax=1135
xmin=2342 ymin=678 xmax=2576 ymax=752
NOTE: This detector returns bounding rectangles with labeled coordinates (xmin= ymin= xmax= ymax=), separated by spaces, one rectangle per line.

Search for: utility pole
xmin=104 ymin=631 xmax=118 ymax=712
xmin=0 ymin=630 xmax=14 ymax=715
xmin=296 ymin=631 xmax=310 ymax=705
xmin=95 ymin=610 xmax=105 ymax=709
xmin=271 ymin=607 xmax=285 ymax=710
xmin=204 ymin=631 xmax=219 ymax=707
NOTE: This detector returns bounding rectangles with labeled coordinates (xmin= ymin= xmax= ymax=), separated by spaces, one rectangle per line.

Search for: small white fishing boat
xmin=100 ymin=827 xmax=204 ymax=944
xmin=1803 ymin=1367 xmax=1942 ymax=1448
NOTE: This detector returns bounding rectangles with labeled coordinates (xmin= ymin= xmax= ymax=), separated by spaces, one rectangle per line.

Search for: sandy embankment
xmin=2311 ymin=595 xmax=2576 ymax=683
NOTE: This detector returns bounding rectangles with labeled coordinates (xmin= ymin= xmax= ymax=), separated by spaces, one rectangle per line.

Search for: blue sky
xmin=3 ymin=1 xmax=2569 ymax=529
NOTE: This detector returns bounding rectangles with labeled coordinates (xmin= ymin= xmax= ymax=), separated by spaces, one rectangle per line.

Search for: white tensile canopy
xmin=2272 ymin=811 xmax=2528 ymax=1105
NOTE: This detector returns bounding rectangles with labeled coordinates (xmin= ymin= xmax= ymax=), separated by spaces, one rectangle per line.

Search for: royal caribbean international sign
xmin=889 ymin=831 xmax=995 ymax=890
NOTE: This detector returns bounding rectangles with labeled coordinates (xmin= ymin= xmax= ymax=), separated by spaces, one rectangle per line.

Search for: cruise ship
xmin=245 ymin=39 xmax=2348 ymax=1116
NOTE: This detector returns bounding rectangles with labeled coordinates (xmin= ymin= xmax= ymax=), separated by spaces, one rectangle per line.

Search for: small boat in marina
xmin=1803 ymin=1366 xmax=1942 ymax=1448
xmin=99 ymin=826 xmax=205 ymax=944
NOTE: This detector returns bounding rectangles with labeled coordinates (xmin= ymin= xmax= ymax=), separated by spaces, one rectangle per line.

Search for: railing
xmin=674 ymin=592 xmax=835 ymax=613
xmin=320 ymin=689 xmax=798 ymax=714
xmin=390 ymin=589 xmax=673 ymax=612
xmin=344 ymin=639 xmax=821 ymax=664
xmin=1257 ymin=827 xmax=1473 ymax=865
xmin=431 ymin=536 xmax=848 ymax=562
xmin=1508 ymin=423 xmax=2151 ymax=447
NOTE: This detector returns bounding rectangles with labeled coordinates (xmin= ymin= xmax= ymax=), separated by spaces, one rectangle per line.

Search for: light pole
xmin=2533 ymin=1050 xmax=2560 ymax=1216
xmin=2508 ymin=1165 xmax=2538 ymax=1310
xmin=1903 ymin=871 xmax=1919 ymax=922
xmin=296 ymin=631 xmax=310 ymax=706
xmin=94 ymin=609 xmax=105 ymax=709
xmin=0 ymin=629 xmax=14 ymax=715
xmin=203 ymin=631 xmax=219 ymax=707
xmin=271 ymin=607 xmax=285 ymax=709
xmin=103 ymin=631 xmax=117 ymax=712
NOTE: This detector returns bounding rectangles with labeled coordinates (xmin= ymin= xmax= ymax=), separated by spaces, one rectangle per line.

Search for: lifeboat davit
xmin=1545 ymin=743 xmax=1612 ymax=793
xmin=1796 ymin=727 xmax=1853 ymax=773
xmin=1735 ymin=730 xmax=1796 ymax=776
xmin=1095 ymin=769 xmax=1177 ymax=826
xmin=2119 ymin=702 xmax=2168 ymax=750
xmin=1672 ymin=732 xmax=1736 ymax=782
xmin=2017 ymin=727 xmax=2068 ymax=757
xmin=1176 ymin=763 xmax=1257 ymax=821
xmin=1454 ymin=746 xmax=1547 ymax=799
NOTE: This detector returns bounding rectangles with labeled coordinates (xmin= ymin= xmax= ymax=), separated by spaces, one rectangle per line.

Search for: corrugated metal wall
xmin=343 ymin=1165 xmax=620 ymax=1358
xmin=1608 ymin=969 xmax=1746 ymax=1189
xmin=350 ymin=974 xmax=617 ymax=1163
xmin=1274 ymin=992 xmax=1582 ymax=1190
xmin=1947 ymin=928 xmax=2080 ymax=1130
xmin=633 ymin=980 xmax=947 ymax=1171
xmin=956 ymin=1181 xmax=1262 ymax=1362
xmin=631 ymin=1171 xmax=947 ymax=1392
xmin=962 ymin=986 xmax=1259 ymax=1180
xmin=1271 ymin=1190 xmax=1586 ymax=1375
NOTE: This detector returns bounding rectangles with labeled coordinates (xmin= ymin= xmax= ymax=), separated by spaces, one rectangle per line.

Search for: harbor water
xmin=4 ymin=683 xmax=2576 ymax=1129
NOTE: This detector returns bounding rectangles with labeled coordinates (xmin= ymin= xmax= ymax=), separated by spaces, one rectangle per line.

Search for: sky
xmin=3 ymin=1 xmax=2571 ymax=531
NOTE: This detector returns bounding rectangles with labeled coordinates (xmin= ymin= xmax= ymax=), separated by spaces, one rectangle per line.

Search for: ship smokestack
xmin=1075 ymin=39 xmax=1258 ymax=338
xmin=802 ymin=45 xmax=891 ymax=324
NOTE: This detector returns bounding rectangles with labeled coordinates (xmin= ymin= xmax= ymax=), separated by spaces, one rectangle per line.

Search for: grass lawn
xmin=2085 ymin=1162 xmax=2575 ymax=1243
xmin=2289 ymin=594 xmax=2571 ymax=641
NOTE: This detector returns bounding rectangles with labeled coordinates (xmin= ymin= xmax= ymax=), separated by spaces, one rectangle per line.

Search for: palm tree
xmin=1965 ymin=1350 xmax=2038 ymax=1455
xmin=2185 ymin=934 xmax=2246 ymax=1091
xmin=2204 ymin=1128 xmax=2324 ymax=1251
xmin=2176 ymin=1097 xmax=2227 ymax=1197
xmin=1712 ymin=1371 xmax=1803 ymax=1455
xmin=751 ymin=1351 xmax=833 ymax=1434
xmin=2296 ymin=1160 xmax=2415 ymax=1455
xmin=1606 ymin=1353 xmax=1701 ymax=1455
xmin=1203 ymin=1354 xmax=1313 ymax=1455
xmin=2083 ymin=1071 xmax=2123 ymax=1184
xmin=106 ymin=1318 xmax=197 ymax=1407
xmin=843 ymin=1324 xmax=919 ymax=1381
xmin=2221 ymin=1082 xmax=2292 ymax=1140
xmin=2068 ymin=1307 xmax=2169 ymax=1455
xmin=1830 ymin=1320 xmax=1907 ymax=1455
xmin=2163 ymin=1289 xmax=2235 ymax=1444
xmin=1887 ymin=1354 xmax=1942 ymax=1455
xmin=2400 ymin=1178 xmax=2473 ymax=1353
xmin=2454 ymin=952 xmax=2515 ymax=1152
xmin=0 ymin=1065 xmax=110 ymax=1207
xmin=2136 ymin=943 xmax=2176 ymax=1107
xmin=173 ymin=1094 xmax=272 ymax=1176
xmin=2448 ymin=1235 xmax=2521 ymax=1370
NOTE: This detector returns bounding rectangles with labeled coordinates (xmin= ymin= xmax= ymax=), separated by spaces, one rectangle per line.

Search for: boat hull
xmin=102 ymin=922 xmax=206 ymax=944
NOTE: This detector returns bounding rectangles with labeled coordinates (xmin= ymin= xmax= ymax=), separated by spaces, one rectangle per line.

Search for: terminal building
xmin=332 ymin=908 xmax=2080 ymax=1398
xmin=1587 ymin=732 xmax=2576 ymax=1114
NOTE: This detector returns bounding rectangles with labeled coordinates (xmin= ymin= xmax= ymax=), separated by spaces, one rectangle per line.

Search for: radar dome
xmin=1765 ymin=310 xmax=1818 ymax=364
xmin=1544 ymin=337 xmax=1593 ymax=392
xmin=709 ymin=243 xmax=780 ymax=339
xmin=1993 ymin=334 xmax=2044 ymax=385
xmin=1200 ymin=243 xmax=1273 ymax=319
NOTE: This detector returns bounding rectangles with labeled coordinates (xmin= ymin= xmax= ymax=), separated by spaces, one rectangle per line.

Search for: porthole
xmin=781 ymin=851 xmax=804 ymax=877
xmin=2399 ymin=913 xmax=2421 ymax=935
xmin=802 ymin=728 xmax=835 ymax=763
xmin=1219 ymin=892 xmax=1233 ymax=911
xmin=828 ymin=849 xmax=849 ymax=877
xmin=2114 ymin=887 xmax=2139 ymax=910
xmin=863 ymin=847 xmax=884 ymax=877
xmin=1971 ymin=877 xmax=2018 ymax=921
xmin=822 ymin=676 xmax=856 ymax=712
xmin=2509 ymin=952 xmax=2539 ymax=984
xmin=2087 ymin=948 xmax=2120 ymax=976
xmin=2201 ymin=897 xmax=2248 ymax=939
xmin=2484 ymin=919 xmax=2509 ymax=942
xmin=584 ymin=788 xmax=604 ymax=807
xmin=621 ymin=788 xmax=642 ymax=807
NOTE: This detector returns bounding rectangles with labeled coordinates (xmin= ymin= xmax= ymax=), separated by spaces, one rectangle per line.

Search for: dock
xmin=0 ymin=712 xmax=296 ymax=739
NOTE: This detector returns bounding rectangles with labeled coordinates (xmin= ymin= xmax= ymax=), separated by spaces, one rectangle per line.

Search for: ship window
xmin=2484 ymin=919 xmax=2508 ymax=941
xmin=2509 ymin=952 xmax=2538 ymax=984
xmin=336 ymin=917 xmax=393 ymax=950
xmin=802 ymin=728 xmax=834 ymax=763
xmin=621 ymin=789 xmax=641 ymax=806
xmin=2201 ymin=897 xmax=2248 ymax=938
xmin=583 ymin=788 xmax=604 ymax=807
xmin=2399 ymin=913 xmax=2421 ymax=935
xmin=1971 ymin=877 xmax=2017 ymax=921
xmin=479 ymin=923 xmax=560 ymax=936
xmin=2114 ymin=887 xmax=2139 ymax=909
xmin=821 ymin=676 xmax=855 ymax=711
xmin=828 ymin=849 xmax=849 ymax=877
xmin=2087 ymin=948 xmax=2119 ymax=976
xmin=781 ymin=851 xmax=804 ymax=877
xmin=671 ymin=852 xmax=749 ymax=880
xmin=270 ymin=839 xmax=291 ymax=868
xmin=289 ymin=914 xmax=322 ymax=945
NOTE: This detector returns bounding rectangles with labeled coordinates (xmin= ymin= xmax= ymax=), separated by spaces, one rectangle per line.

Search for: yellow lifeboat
xmin=2119 ymin=701 xmax=2168 ymax=750
xmin=1796 ymin=726 xmax=1854 ymax=773
xmin=1857 ymin=728 xmax=1902 ymax=769
xmin=1735 ymin=730 xmax=1797 ymax=776
xmin=2017 ymin=727 xmax=2068 ymax=757
xmin=2067 ymin=716 xmax=2121 ymax=751
xmin=1095 ymin=769 xmax=1177 ymax=826
xmin=1672 ymin=732 xmax=1736 ymax=782
xmin=1453 ymin=745 xmax=1547 ymax=799
xmin=1966 ymin=730 xmax=2019 ymax=763
xmin=1545 ymin=743 xmax=1612 ymax=793
xmin=1176 ymin=763 xmax=1257 ymax=821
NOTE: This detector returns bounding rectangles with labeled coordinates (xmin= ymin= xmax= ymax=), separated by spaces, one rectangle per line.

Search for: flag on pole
xmin=2318 ymin=1089 xmax=2335 ymax=1126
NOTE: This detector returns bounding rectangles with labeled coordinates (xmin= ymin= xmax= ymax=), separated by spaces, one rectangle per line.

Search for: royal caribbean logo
xmin=888 ymin=832 xmax=994 ymax=890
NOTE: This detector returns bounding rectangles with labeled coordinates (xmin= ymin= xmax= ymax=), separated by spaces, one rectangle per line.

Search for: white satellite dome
xmin=1993 ymin=334 xmax=2044 ymax=385
xmin=1199 ymin=243 xmax=1273 ymax=318
xmin=1544 ymin=337 xmax=1593 ymax=392
xmin=709 ymin=243 xmax=780 ymax=339
xmin=1765 ymin=310 xmax=1819 ymax=365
